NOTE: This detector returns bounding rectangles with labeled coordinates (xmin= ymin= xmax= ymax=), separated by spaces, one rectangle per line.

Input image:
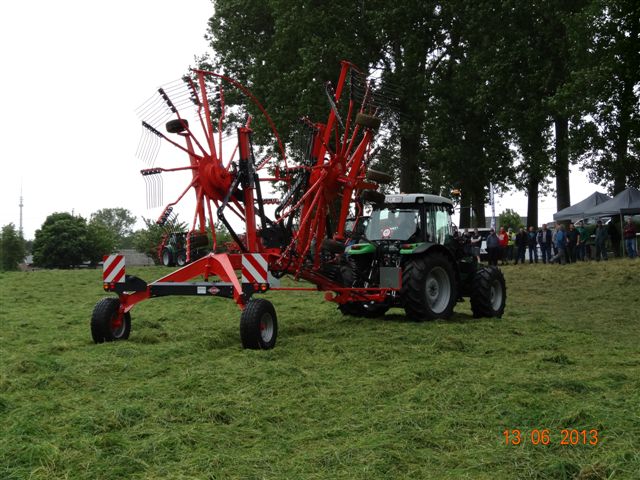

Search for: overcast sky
xmin=0 ymin=0 xmax=603 ymax=239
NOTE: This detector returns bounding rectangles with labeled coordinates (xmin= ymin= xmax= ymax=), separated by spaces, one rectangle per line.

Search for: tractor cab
xmin=365 ymin=194 xmax=454 ymax=246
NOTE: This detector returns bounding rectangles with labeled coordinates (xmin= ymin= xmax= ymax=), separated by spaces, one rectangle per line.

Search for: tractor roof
xmin=384 ymin=193 xmax=454 ymax=207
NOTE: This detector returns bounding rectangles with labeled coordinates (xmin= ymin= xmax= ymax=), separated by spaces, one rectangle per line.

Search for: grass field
xmin=1 ymin=259 xmax=639 ymax=479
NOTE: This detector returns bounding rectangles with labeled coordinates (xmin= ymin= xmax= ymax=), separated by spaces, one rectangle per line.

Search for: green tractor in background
xmin=339 ymin=193 xmax=506 ymax=320
xmin=158 ymin=231 xmax=210 ymax=267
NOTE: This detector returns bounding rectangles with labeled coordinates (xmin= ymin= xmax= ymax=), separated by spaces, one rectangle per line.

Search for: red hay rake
xmin=92 ymin=61 xmax=392 ymax=349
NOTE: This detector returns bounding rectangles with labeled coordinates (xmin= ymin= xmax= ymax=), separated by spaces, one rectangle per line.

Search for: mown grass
xmin=1 ymin=259 xmax=638 ymax=479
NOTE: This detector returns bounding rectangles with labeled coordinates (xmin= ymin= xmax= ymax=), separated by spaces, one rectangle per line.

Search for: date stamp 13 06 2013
xmin=503 ymin=429 xmax=599 ymax=446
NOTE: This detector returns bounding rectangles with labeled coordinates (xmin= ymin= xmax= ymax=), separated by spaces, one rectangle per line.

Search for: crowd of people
xmin=457 ymin=217 xmax=638 ymax=266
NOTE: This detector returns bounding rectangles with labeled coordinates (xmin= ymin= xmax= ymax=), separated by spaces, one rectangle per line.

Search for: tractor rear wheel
xmin=161 ymin=248 xmax=173 ymax=267
xmin=401 ymin=253 xmax=457 ymax=321
xmin=91 ymin=298 xmax=131 ymax=343
xmin=240 ymin=298 xmax=278 ymax=349
xmin=470 ymin=266 xmax=506 ymax=318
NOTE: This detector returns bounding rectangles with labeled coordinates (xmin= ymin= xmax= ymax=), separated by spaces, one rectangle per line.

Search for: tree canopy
xmin=204 ymin=0 xmax=638 ymax=227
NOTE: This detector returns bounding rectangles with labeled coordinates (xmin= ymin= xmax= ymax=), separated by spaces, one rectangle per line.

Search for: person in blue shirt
xmin=486 ymin=228 xmax=500 ymax=266
xmin=527 ymin=226 xmax=538 ymax=264
xmin=551 ymin=224 xmax=567 ymax=264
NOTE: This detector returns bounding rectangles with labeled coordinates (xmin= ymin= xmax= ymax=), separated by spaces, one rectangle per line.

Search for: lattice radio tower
xmin=19 ymin=185 xmax=24 ymax=237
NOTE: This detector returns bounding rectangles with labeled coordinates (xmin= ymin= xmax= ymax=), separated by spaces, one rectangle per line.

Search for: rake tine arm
xmin=141 ymin=121 xmax=206 ymax=163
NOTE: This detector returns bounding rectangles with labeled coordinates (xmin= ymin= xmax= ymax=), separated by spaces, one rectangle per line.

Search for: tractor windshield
xmin=366 ymin=208 xmax=420 ymax=241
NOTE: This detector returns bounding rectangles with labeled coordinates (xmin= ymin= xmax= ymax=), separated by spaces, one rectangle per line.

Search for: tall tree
xmin=0 ymin=223 xmax=26 ymax=271
xmin=426 ymin=0 xmax=516 ymax=227
xmin=572 ymin=0 xmax=640 ymax=193
xmin=32 ymin=213 xmax=110 ymax=268
xmin=89 ymin=208 xmax=137 ymax=249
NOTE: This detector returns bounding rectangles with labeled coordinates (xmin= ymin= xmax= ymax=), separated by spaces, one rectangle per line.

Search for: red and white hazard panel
xmin=241 ymin=254 xmax=279 ymax=287
xmin=103 ymin=254 xmax=126 ymax=283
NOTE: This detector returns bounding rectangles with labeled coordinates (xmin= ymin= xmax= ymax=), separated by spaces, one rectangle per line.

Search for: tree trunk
xmin=554 ymin=115 xmax=570 ymax=211
xmin=613 ymin=74 xmax=634 ymax=194
xmin=399 ymin=130 xmax=421 ymax=193
xmin=459 ymin=189 xmax=471 ymax=228
xmin=471 ymin=188 xmax=486 ymax=228
xmin=613 ymin=11 xmax=638 ymax=194
xmin=526 ymin=176 xmax=539 ymax=229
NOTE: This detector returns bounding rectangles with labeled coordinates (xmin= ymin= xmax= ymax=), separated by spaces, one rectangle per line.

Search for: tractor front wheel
xmin=240 ymin=299 xmax=278 ymax=349
xmin=401 ymin=253 xmax=457 ymax=321
xmin=161 ymin=248 xmax=173 ymax=267
xmin=338 ymin=302 xmax=389 ymax=318
xmin=91 ymin=298 xmax=131 ymax=343
xmin=470 ymin=266 xmax=506 ymax=318
xmin=338 ymin=262 xmax=389 ymax=318
xmin=176 ymin=251 xmax=187 ymax=266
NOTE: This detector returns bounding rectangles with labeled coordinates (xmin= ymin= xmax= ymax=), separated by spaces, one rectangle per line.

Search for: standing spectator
xmin=537 ymin=223 xmax=553 ymax=264
xmin=594 ymin=220 xmax=608 ymax=261
xmin=514 ymin=227 xmax=527 ymax=264
xmin=551 ymin=224 xmax=567 ymax=264
xmin=551 ymin=223 xmax=558 ymax=255
xmin=470 ymin=228 xmax=482 ymax=262
xmin=507 ymin=228 xmax=515 ymax=263
xmin=576 ymin=221 xmax=588 ymax=261
xmin=566 ymin=223 xmax=579 ymax=263
xmin=486 ymin=228 xmax=500 ymax=266
xmin=498 ymin=227 xmax=509 ymax=265
xmin=609 ymin=220 xmax=621 ymax=257
xmin=623 ymin=217 xmax=638 ymax=259
xmin=527 ymin=226 xmax=538 ymax=264
xmin=461 ymin=228 xmax=472 ymax=256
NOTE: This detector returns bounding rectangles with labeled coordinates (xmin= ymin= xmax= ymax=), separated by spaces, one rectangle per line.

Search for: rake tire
xmin=470 ymin=266 xmax=506 ymax=318
xmin=401 ymin=253 xmax=457 ymax=321
xmin=366 ymin=169 xmax=393 ymax=184
xmin=355 ymin=113 xmax=381 ymax=131
xmin=240 ymin=299 xmax=277 ymax=350
xmin=166 ymin=118 xmax=189 ymax=133
xmin=91 ymin=297 xmax=131 ymax=344
xmin=360 ymin=189 xmax=386 ymax=205
xmin=322 ymin=238 xmax=345 ymax=254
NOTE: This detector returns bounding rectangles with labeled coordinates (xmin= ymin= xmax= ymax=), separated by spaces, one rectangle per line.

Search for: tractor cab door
xmin=424 ymin=204 xmax=453 ymax=245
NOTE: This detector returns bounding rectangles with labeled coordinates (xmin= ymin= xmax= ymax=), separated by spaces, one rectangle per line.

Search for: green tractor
xmin=339 ymin=193 xmax=506 ymax=320
xmin=158 ymin=231 xmax=209 ymax=267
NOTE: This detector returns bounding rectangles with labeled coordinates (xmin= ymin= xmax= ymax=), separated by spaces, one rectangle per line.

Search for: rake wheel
xmin=91 ymin=298 xmax=131 ymax=343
